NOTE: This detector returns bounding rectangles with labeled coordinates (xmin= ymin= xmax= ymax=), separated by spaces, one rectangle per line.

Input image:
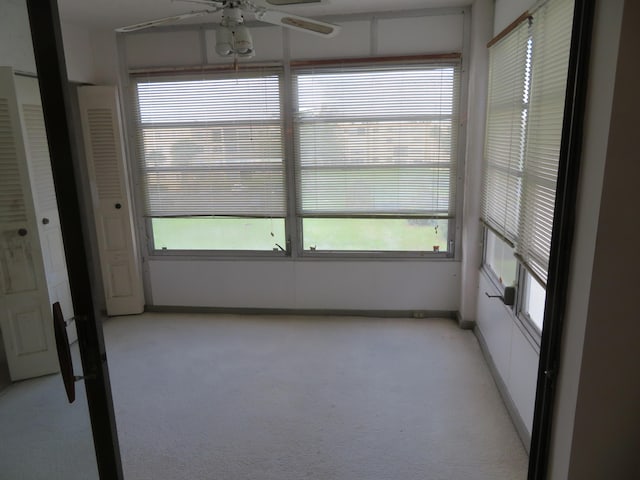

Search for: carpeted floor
xmin=0 ymin=313 xmax=528 ymax=479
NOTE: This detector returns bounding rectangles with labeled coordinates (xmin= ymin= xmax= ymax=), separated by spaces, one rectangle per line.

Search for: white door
xmin=16 ymin=75 xmax=77 ymax=344
xmin=0 ymin=69 xmax=58 ymax=380
xmin=78 ymin=86 xmax=144 ymax=316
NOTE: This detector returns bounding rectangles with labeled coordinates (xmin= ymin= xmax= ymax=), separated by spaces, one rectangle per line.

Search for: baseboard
xmin=474 ymin=325 xmax=532 ymax=454
xmin=144 ymin=305 xmax=458 ymax=320
xmin=456 ymin=310 xmax=475 ymax=330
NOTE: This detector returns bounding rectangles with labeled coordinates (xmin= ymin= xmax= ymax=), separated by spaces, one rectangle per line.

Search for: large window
xmin=133 ymin=60 xmax=461 ymax=255
xmin=134 ymin=71 xmax=286 ymax=251
xmin=481 ymin=0 xmax=574 ymax=333
xmin=293 ymin=63 xmax=460 ymax=253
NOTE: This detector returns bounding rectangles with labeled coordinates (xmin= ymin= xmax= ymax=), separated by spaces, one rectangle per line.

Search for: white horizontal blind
xmin=517 ymin=0 xmax=574 ymax=284
xmin=134 ymin=71 xmax=286 ymax=217
xmin=293 ymin=63 xmax=460 ymax=217
xmin=481 ymin=20 xmax=530 ymax=244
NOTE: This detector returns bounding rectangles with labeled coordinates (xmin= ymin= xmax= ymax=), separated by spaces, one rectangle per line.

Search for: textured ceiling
xmin=57 ymin=0 xmax=470 ymax=31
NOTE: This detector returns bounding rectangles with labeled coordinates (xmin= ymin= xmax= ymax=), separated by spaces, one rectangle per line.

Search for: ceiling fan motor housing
xmin=222 ymin=7 xmax=245 ymax=26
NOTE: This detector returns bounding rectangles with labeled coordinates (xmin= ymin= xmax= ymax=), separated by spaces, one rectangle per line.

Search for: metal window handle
xmin=18 ymin=228 xmax=28 ymax=236
xmin=485 ymin=286 xmax=516 ymax=306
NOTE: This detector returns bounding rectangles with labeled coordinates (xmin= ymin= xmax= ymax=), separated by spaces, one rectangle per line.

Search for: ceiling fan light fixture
xmin=215 ymin=26 xmax=234 ymax=56
xmin=233 ymin=25 xmax=254 ymax=57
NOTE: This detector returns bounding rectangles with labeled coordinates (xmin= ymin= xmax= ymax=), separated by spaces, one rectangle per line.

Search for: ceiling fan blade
xmin=115 ymin=10 xmax=218 ymax=33
xmin=264 ymin=0 xmax=321 ymax=4
xmin=255 ymin=10 xmax=340 ymax=37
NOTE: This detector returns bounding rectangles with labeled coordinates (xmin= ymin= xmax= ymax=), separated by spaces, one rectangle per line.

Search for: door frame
xmin=25 ymin=0 xmax=124 ymax=478
xmin=527 ymin=0 xmax=595 ymax=479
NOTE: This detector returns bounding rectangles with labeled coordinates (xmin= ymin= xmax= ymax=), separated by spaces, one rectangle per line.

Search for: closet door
xmin=78 ymin=86 xmax=144 ymax=316
xmin=0 ymin=68 xmax=58 ymax=380
xmin=16 ymin=75 xmax=77 ymax=343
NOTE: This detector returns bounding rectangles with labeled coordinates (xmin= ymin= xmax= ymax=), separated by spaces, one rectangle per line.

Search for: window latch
xmin=485 ymin=286 xmax=516 ymax=306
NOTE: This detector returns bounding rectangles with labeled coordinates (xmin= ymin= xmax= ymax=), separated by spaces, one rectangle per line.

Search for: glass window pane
xmin=484 ymin=229 xmax=517 ymax=287
xmin=525 ymin=273 xmax=546 ymax=331
xmin=302 ymin=218 xmax=449 ymax=252
xmin=152 ymin=217 xmax=286 ymax=251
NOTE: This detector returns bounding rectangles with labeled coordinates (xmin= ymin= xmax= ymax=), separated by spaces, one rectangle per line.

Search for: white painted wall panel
xmin=205 ymin=26 xmax=283 ymax=64
xmin=149 ymin=260 xmax=293 ymax=308
xmin=493 ymin=0 xmax=536 ymax=35
xmin=289 ymin=20 xmax=371 ymax=60
xmin=294 ymin=261 xmax=460 ymax=310
xmin=149 ymin=259 xmax=461 ymax=311
xmin=508 ymin=323 xmax=538 ymax=435
xmin=0 ymin=0 xmax=36 ymax=73
xmin=476 ymin=271 xmax=538 ymax=438
xmin=90 ymin=29 xmax=119 ymax=84
xmin=126 ymin=30 xmax=202 ymax=68
xmin=377 ymin=14 xmax=464 ymax=55
xmin=476 ymin=273 xmax=513 ymax=381
xmin=61 ymin=23 xmax=95 ymax=83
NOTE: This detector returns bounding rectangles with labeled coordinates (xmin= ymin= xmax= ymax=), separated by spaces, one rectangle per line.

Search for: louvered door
xmin=16 ymin=75 xmax=77 ymax=343
xmin=78 ymin=86 xmax=144 ymax=316
xmin=0 ymin=68 xmax=58 ymax=380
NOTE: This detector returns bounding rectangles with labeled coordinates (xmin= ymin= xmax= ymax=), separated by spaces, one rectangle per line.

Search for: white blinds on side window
xmin=134 ymin=71 xmax=286 ymax=218
xmin=481 ymin=0 xmax=574 ymax=286
xmin=293 ymin=63 xmax=460 ymax=218
xmin=517 ymin=0 xmax=574 ymax=284
xmin=481 ymin=21 xmax=530 ymax=245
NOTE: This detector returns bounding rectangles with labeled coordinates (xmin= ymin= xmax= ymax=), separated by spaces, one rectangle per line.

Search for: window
xmin=522 ymin=272 xmax=545 ymax=331
xmin=293 ymin=63 xmax=460 ymax=253
xmin=481 ymin=0 xmax=574 ymax=332
xmin=133 ymin=71 xmax=286 ymax=251
xmin=484 ymin=230 xmax=517 ymax=288
xmin=132 ymin=60 xmax=462 ymax=256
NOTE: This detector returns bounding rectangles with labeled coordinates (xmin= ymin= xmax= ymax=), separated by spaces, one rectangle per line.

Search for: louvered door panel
xmin=0 ymin=68 xmax=58 ymax=380
xmin=18 ymin=78 xmax=77 ymax=344
xmin=78 ymin=86 xmax=144 ymax=316
xmin=0 ymin=98 xmax=27 ymax=225
xmin=87 ymin=108 xmax=123 ymax=201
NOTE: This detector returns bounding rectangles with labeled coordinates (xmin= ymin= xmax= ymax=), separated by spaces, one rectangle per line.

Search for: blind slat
xmin=134 ymin=72 xmax=286 ymax=218
xmin=481 ymin=20 xmax=530 ymax=243
xmin=481 ymin=0 xmax=574 ymax=285
xmin=293 ymin=63 xmax=460 ymax=217
xmin=517 ymin=0 xmax=574 ymax=284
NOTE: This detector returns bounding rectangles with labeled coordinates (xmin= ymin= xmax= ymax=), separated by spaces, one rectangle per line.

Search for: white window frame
xmin=481 ymin=0 xmax=574 ymax=337
xmin=291 ymin=59 xmax=463 ymax=258
xmin=131 ymin=68 xmax=289 ymax=256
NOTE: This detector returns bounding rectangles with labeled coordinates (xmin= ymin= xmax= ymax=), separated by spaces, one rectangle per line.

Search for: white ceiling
xmin=57 ymin=0 xmax=470 ymax=31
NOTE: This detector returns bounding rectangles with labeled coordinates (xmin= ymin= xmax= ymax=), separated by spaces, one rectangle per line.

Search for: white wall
xmin=459 ymin=0 xmax=493 ymax=326
xmin=0 ymin=0 xmax=36 ymax=73
xmin=548 ymin=0 xmax=634 ymax=478
xmin=472 ymin=0 xmax=538 ymax=448
xmin=493 ymin=0 xmax=534 ymax=34
xmin=61 ymin=23 xmax=95 ymax=83
xmin=0 ymin=1 xmax=97 ymax=83
xmin=564 ymin=2 xmax=640 ymax=476
xmin=150 ymin=259 xmax=460 ymax=311
xmin=476 ymin=273 xmax=538 ymax=442
xmin=121 ymin=10 xmax=468 ymax=312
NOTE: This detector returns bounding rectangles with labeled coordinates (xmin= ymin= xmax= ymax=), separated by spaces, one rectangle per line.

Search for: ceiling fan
xmin=115 ymin=0 xmax=340 ymax=58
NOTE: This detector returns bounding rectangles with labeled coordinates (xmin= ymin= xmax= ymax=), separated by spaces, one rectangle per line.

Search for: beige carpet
xmin=0 ymin=313 xmax=528 ymax=479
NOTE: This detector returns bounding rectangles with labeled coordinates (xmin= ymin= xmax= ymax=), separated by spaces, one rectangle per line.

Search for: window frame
xmin=481 ymin=227 xmax=543 ymax=346
xmin=290 ymin=58 xmax=463 ymax=258
xmin=129 ymin=56 xmax=465 ymax=260
xmin=131 ymin=68 xmax=289 ymax=256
